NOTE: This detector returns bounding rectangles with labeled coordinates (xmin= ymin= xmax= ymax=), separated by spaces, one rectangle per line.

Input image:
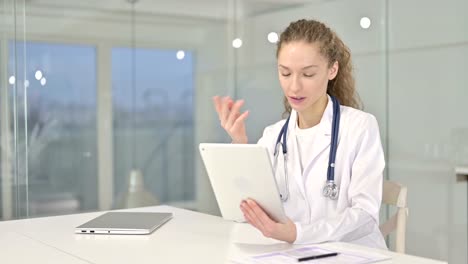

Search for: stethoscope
xmin=273 ymin=95 xmax=341 ymax=202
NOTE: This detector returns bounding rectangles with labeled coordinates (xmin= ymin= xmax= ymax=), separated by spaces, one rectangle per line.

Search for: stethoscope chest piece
xmin=322 ymin=180 xmax=339 ymax=200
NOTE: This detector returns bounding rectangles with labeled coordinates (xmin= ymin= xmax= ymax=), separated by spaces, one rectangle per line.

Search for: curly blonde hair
xmin=277 ymin=19 xmax=361 ymax=114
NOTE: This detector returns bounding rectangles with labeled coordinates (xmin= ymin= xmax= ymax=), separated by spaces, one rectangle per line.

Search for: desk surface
xmin=0 ymin=206 xmax=446 ymax=264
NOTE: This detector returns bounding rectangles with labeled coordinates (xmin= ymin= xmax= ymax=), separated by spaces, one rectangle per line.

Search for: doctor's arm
xmin=293 ymin=115 xmax=385 ymax=244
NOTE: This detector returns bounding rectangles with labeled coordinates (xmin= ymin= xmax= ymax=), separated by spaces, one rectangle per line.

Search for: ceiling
xmin=25 ymin=0 xmax=313 ymax=20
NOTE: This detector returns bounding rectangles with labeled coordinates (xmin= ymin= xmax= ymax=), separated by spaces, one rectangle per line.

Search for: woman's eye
xmin=304 ymin=73 xmax=315 ymax=77
xmin=281 ymin=73 xmax=291 ymax=77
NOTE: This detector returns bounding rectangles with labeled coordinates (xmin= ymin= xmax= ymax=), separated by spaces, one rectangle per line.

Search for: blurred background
xmin=0 ymin=0 xmax=466 ymax=263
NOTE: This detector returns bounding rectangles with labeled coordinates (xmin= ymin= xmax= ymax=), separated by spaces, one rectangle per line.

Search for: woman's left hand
xmin=240 ymin=199 xmax=297 ymax=243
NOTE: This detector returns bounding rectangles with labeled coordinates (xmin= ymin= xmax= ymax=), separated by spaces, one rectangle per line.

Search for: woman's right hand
xmin=213 ymin=96 xmax=249 ymax=144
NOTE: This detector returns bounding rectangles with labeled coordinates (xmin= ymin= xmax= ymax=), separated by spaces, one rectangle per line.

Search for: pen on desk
xmin=297 ymin=252 xmax=339 ymax=262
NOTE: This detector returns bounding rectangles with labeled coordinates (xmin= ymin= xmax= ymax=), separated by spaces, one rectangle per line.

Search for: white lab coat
xmin=257 ymin=96 xmax=387 ymax=249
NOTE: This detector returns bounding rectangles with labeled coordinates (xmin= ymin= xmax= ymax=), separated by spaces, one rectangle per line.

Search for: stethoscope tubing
xmin=274 ymin=95 xmax=341 ymax=201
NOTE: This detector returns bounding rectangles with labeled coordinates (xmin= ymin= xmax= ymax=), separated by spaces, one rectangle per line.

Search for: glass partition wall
xmin=0 ymin=0 xmax=466 ymax=263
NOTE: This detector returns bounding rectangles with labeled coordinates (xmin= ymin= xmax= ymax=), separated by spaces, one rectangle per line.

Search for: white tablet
xmin=199 ymin=143 xmax=287 ymax=223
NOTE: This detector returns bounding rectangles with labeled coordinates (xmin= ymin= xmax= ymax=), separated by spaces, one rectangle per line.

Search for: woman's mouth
xmin=289 ymin=96 xmax=305 ymax=104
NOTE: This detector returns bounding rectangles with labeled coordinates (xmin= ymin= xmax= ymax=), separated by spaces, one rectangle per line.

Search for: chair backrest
xmin=380 ymin=180 xmax=408 ymax=253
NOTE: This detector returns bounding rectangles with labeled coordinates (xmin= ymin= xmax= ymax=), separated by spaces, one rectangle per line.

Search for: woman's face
xmin=277 ymin=41 xmax=338 ymax=114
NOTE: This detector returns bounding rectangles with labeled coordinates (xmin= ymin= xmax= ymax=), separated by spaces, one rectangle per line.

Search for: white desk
xmin=0 ymin=232 xmax=89 ymax=263
xmin=0 ymin=206 xmax=446 ymax=264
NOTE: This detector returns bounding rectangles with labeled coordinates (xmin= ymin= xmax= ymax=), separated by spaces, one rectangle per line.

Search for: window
xmin=112 ymin=48 xmax=194 ymax=206
xmin=7 ymin=41 xmax=97 ymax=216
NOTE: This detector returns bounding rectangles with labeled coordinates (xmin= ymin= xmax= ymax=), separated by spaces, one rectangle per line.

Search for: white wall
xmin=387 ymin=1 xmax=468 ymax=263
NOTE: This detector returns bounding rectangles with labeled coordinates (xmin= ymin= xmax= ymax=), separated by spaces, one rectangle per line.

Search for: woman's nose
xmin=289 ymin=76 xmax=302 ymax=92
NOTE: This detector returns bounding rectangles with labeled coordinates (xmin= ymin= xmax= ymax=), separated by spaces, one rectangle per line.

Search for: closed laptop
xmin=75 ymin=212 xmax=173 ymax=235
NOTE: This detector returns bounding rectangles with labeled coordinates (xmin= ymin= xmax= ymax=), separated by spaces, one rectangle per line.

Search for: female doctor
xmin=213 ymin=19 xmax=387 ymax=249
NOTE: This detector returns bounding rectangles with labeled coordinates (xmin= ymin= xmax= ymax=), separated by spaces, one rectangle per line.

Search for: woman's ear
xmin=328 ymin=61 xmax=339 ymax=80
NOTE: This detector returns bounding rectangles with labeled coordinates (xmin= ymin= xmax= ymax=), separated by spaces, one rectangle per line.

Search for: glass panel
xmin=0 ymin=0 xmax=235 ymax=217
xmin=388 ymin=0 xmax=468 ymax=262
xmin=0 ymin=0 xmax=6 ymax=220
xmin=0 ymin=0 xmax=15 ymax=221
xmin=1 ymin=0 xmax=28 ymax=220
xmin=8 ymin=41 xmax=97 ymax=217
xmin=112 ymin=47 xmax=194 ymax=207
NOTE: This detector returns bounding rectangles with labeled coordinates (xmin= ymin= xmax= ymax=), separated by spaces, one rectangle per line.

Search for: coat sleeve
xmin=294 ymin=114 xmax=385 ymax=244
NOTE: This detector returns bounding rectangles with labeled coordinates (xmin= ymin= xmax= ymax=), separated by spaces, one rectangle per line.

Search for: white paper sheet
xmin=231 ymin=245 xmax=391 ymax=264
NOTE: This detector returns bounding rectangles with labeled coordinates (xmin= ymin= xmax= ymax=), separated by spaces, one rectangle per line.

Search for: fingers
xmin=241 ymin=200 xmax=265 ymax=231
xmin=213 ymin=96 xmax=230 ymax=124
xmin=225 ymin=99 xmax=245 ymax=129
xmin=213 ymin=96 xmax=222 ymax=117
xmin=220 ymin=97 xmax=233 ymax=126
xmin=233 ymin=111 xmax=249 ymax=128
xmin=247 ymin=199 xmax=275 ymax=228
xmin=241 ymin=200 xmax=297 ymax=243
xmin=213 ymin=96 xmax=248 ymax=131
xmin=241 ymin=199 xmax=277 ymax=238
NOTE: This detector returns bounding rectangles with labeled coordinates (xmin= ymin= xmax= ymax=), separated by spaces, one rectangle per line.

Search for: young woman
xmin=213 ymin=19 xmax=386 ymax=249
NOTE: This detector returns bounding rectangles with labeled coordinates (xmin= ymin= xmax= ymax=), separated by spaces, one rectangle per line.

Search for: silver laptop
xmin=75 ymin=212 xmax=173 ymax=235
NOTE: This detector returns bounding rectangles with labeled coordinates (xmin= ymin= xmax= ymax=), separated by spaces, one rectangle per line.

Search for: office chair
xmin=380 ymin=180 xmax=408 ymax=253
